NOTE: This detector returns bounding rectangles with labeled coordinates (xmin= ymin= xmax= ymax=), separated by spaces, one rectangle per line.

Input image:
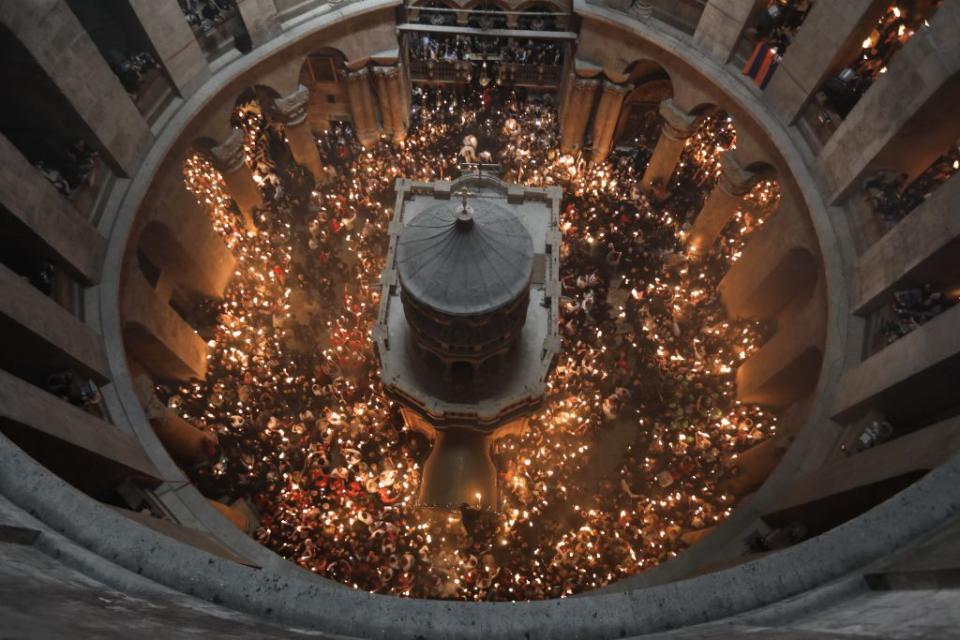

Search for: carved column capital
xmin=209 ymin=129 xmax=246 ymax=173
xmin=573 ymin=77 xmax=601 ymax=93
xmin=629 ymin=0 xmax=652 ymax=19
xmin=373 ymin=65 xmax=401 ymax=81
xmin=344 ymin=67 xmax=371 ymax=84
xmin=718 ymin=152 xmax=760 ymax=196
xmin=658 ymin=98 xmax=699 ymax=141
xmin=601 ymin=80 xmax=633 ymax=97
xmin=274 ymin=84 xmax=310 ymax=126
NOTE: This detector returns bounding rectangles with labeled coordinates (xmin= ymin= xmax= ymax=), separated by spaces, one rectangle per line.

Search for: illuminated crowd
xmin=166 ymin=85 xmax=782 ymax=600
xmin=823 ymin=1 xmax=944 ymax=118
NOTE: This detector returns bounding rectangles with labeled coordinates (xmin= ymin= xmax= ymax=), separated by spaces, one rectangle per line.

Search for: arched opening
xmin=415 ymin=0 xmax=456 ymax=26
xmin=516 ymin=3 xmax=559 ymax=31
xmin=299 ymin=48 xmax=351 ymax=136
xmin=613 ymin=75 xmax=673 ymax=147
xmin=672 ymin=107 xmax=737 ymax=191
xmin=743 ymin=247 xmax=820 ymax=322
xmin=468 ymin=1 xmax=508 ymax=30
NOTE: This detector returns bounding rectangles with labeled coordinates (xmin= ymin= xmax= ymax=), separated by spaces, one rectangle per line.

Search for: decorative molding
xmin=274 ymin=84 xmax=310 ymax=126
xmin=209 ymin=129 xmax=246 ymax=173
xmin=659 ymin=97 xmax=698 ymax=140
xmin=718 ymin=152 xmax=760 ymax=196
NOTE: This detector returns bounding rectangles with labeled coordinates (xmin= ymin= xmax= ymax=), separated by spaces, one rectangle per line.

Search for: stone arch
xmin=462 ymin=0 xmax=511 ymax=11
xmin=515 ymin=0 xmax=566 ymax=11
xmin=670 ymin=71 xmax=718 ymax=114
xmin=740 ymin=159 xmax=782 ymax=220
xmin=514 ymin=1 xmax=565 ymax=29
xmin=467 ymin=0 xmax=510 ymax=29
xmin=614 ymin=62 xmax=674 ymax=145
xmin=254 ymin=56 xmax=307 ymax=100
xmin=184 ymin=136 xmax=224 ymax=170
xmin=187 ymin=136 xmax=219 ymax=156
xmin=299 ymin=47 xmax=349 ymax=85
xmin=737 ymin=344 xmax=823 ymax=408
xmin=744 ymin=160 xmax=778 ymax=181
xmin=410 ymin=0 xmax=459 ymax=26
xmin=687 ymin=101 xmax=722 ymax=118
xmin=232 ymin=84 xmax=284 ymax=120
xmin=682 ymin=101 xmax=729 ymax=140
xmin=409 ymin=0 xmax=458 ymax=7
xmin=136 ymin=220 xmax=229 ymax=302
xmin=731 ymin=126 xmax=777 ymax=178
xmin=739 ymin=246 xmax=820 ymax=321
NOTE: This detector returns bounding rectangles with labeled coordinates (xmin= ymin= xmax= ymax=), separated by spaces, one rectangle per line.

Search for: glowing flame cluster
xmin=165 ymin=87 xmax=779 ymax=601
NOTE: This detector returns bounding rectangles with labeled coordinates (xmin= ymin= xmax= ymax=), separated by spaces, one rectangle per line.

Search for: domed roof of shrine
xmin=396 ymin=195 xmax=534 ymax=317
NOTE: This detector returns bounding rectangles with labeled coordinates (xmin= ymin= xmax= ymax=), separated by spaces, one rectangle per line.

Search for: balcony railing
xmin=409 ymin=59 xmax=562 ymax=87
xmin=649 ymin=0 xmax=705 ymax=35
xmin=585 ymin=0 xmax=705 ymax=36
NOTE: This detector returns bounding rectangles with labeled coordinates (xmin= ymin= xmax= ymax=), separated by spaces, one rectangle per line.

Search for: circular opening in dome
xmin=132 ymin=80 xmax=807 ymax=602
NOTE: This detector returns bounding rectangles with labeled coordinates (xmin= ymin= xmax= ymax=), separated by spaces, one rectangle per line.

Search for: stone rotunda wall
xmin=1 ymin=0 xmax=959 ymax=637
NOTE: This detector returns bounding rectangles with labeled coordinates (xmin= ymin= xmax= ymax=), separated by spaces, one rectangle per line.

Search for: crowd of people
xmin=742 ymin=0 xmax=813 ymax=89
xmin=415 ymin=2 xmax=561 ymax=30
xmin=113 ymin=51 xmax=159 ymax=96
xmin=879 ymin=284 xmax=957 ymax=348
xmin=180 ymin=0 xmax=237 ymax=34
xmin=408 ymin=33 xmax=563 ymax=67
xmin=751 ymin=0 xmax=813 ymax=54
xmin=170 ymin=84 xmax=781 ymax=600
xmin=864 ymin=142 xmax=960 ymax=228
xmin=35 ymin=138 xmax=99 ymax=200
xmin=821 ymin=1 xmax=943 ymax=118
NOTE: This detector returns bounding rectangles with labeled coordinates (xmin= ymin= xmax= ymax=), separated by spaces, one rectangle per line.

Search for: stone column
xmin=693 ymin=0 xmax=766 ymax=64
xmin=853 ymin=174 xmax=960 ymax=314
xmin=344 ymin=68 xmax=381 ymax=148
xmin=210 ymin=129 xmax=260 ymax=232
xmin=393 ymin=63 xmax=412 ymax=142
xmin=374 ymin=66 xmax=410 ymax=143
xmin=122 ymin=268 xmax=209 ymax=382
xmin=125 ymin=0 xmax=210 ymax=97
xmin=0 ymin=263 xmax=110 ymax=384
xmin=273 ymin=84 xmax=326 ymax=183
xmin=641 ymin=99 xmax=698 ymax=190
xmin=590 ymin=81 xmax=632 ymax=164
xmin=817 ymin=0 xmax=960 ymax=203
xmin=718 ymin=198 xmax=819 ymax=321
xmin=0 ymin=0 xmax=152 ymax=176
xmin=560 ymin=78 xmax=601 ymax=155
xmin=373 ymin=67 xmax=397 ymax=140
xmin=0 ymin=368 xmax=162 ymax=481
xmin=0 ymin=134 xmax=105 ymax=283
xmin=688 ymin=153 xmax=759 ymax=254
xmin=721 ymin=435 xmax=786 ymax=494
xmin=139 ymin=196 xmax=236 ymax=300
xmin=833 ymin=302 xmax=960 ymax=423
xmin=151 ymin=408 xmax=219 ymax=465
xmin=234 ymin=0 xmax=281 ymax=47
xmin=762 ymin=415 xmax=960 ymax=533
xmin=735 ymin=281 xmax=824 ymax=407
xmin=764 ymin=0 xmax=887 ymax=124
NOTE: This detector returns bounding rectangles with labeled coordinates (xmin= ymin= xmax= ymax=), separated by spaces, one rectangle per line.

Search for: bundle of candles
xmin=167 ymin=86 xmax=781 ymax=601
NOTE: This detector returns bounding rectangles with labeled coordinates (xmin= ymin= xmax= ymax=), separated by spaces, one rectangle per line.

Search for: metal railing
xmin=409 ymin=59 xmax=562 ymax=86
xmin=586 ymin=0 xmax=705 ymax=36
